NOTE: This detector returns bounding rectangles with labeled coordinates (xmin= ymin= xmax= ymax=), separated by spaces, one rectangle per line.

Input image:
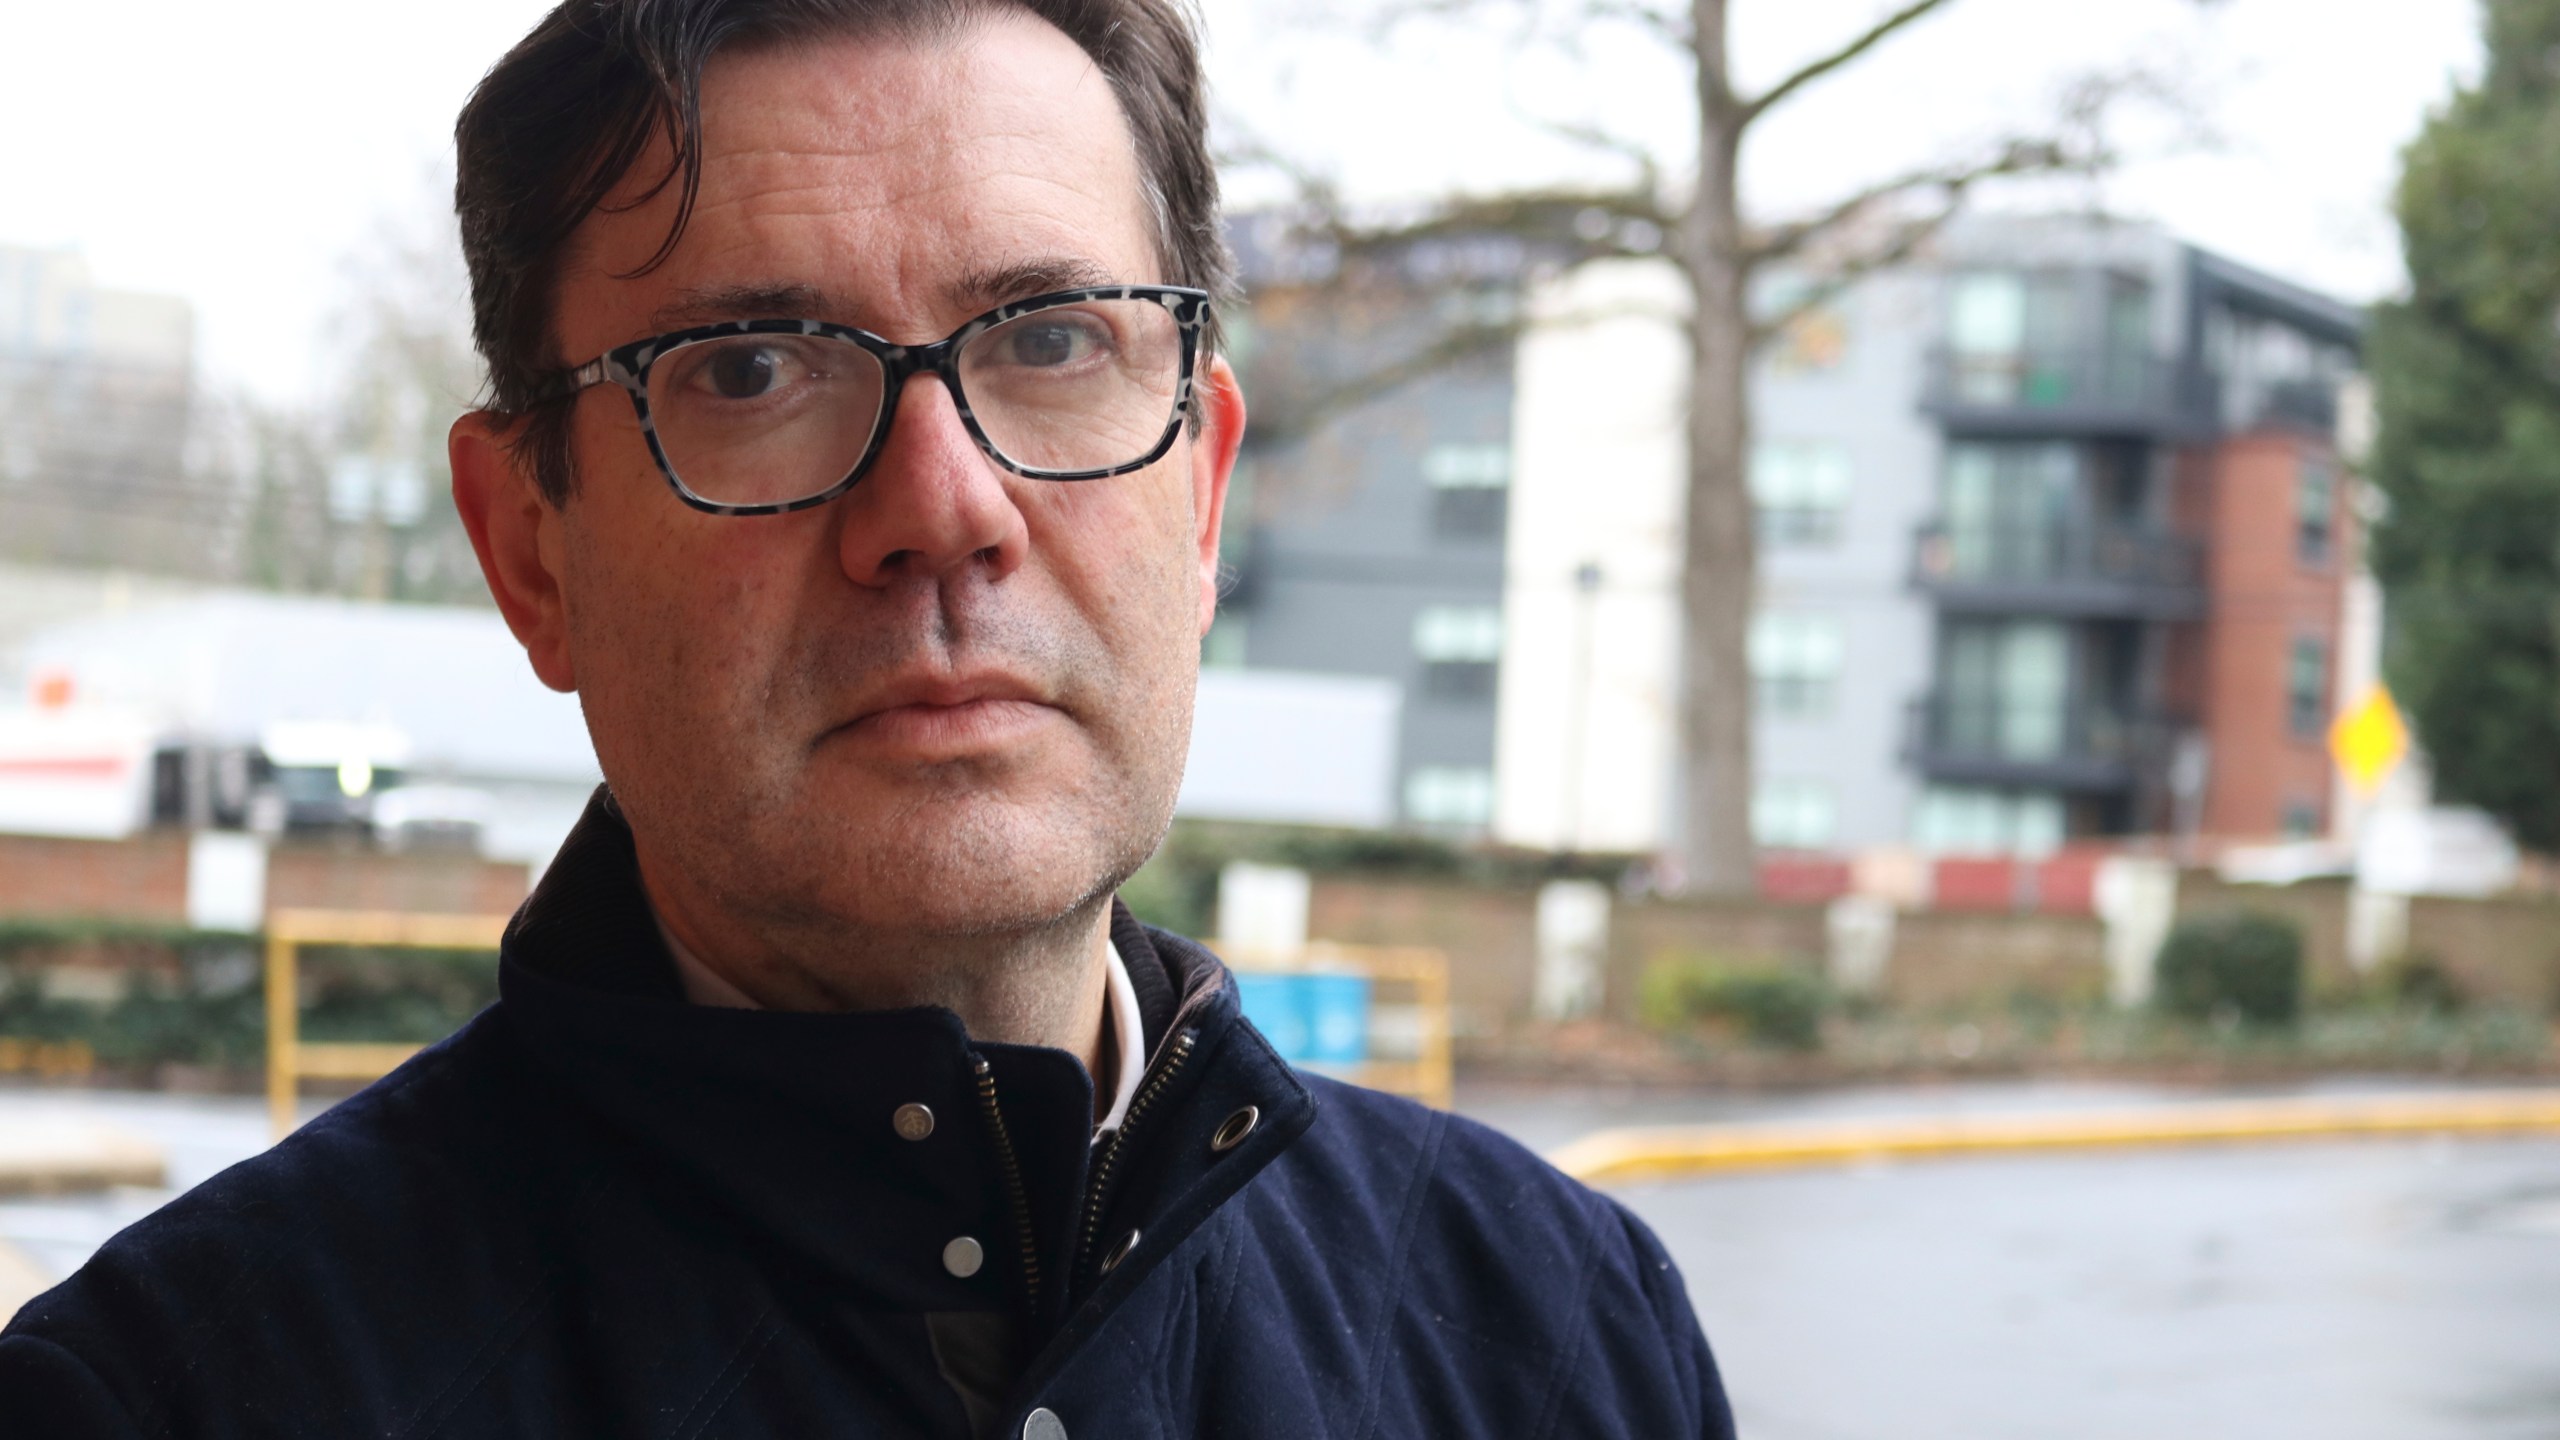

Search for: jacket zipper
xmin=1074 ymin=1029 xmax=1197 ymax=1288
xmin=972 ymin=1057 xmax=1043 ymax=1315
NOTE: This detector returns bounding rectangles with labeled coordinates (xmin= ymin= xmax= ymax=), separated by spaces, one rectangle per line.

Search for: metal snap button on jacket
xmin=1022 ymin=1407 xmax=1067 ymax=1440
xmin=892 ymin=1103 xmax=934 ymax=1141
xmin=1209 ymin=1105 xmax=1259 ymax=1153
xmin=1100 ymin=1229 xmax=1141 ymax=1275
xmin=942 ymin=1236 xmax=984 ymax=1279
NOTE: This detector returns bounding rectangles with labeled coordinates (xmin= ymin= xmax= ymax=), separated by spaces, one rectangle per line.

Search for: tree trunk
xmin=1675 ymin=0 xmax=1758 ymax=896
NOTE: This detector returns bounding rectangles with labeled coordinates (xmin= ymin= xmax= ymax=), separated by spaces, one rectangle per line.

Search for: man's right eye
xmin=672 ymin=340 xmax=813 ymax=402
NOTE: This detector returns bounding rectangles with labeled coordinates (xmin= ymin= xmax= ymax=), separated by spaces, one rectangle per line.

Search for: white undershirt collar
xmin=651 ymin=910 xmax=1145 ymax=1138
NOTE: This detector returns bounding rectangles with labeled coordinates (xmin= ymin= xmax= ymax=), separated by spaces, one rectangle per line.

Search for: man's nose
xmin=833 ymin=374 xmax=1030 ymax=589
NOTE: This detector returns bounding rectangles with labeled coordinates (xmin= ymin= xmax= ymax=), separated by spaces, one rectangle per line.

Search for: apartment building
xmin=1223 ymin=213 xmax=2362 ymax=855
xmin=1497 ymin=214 xmax=2363 ymax=857
xmin=1216 ymin=220 xmax=1525 ymax=831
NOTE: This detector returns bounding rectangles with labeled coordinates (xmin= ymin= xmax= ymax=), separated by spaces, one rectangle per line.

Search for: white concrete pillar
xmin=2345 ymin=886 xmax=2410 ymax=973
xmin=1533 ymin=878 xmax=1611 ymax=1020
xmin=2094 ymin=855 xmax=2178 ymax=1008
xmin=185 ymin=831 xmax=269 ymax=933
xmin=1216 ymin=862 xmax=1310 ymax=956
xmin=1825 ymin=895 xmax=1895 ymax=998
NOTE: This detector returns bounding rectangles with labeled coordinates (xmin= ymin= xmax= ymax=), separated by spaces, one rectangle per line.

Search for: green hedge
xmin=0 ymin=922 xmax=497 ymax=1073
xmin=2155 ymin=911 xmax=2305 ymax=1026
xmin=1639 ymin=958 xmax=1828 ymax=1051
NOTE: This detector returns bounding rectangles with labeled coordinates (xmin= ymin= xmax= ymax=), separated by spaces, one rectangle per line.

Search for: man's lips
xmin=829 ymin=674 xmax=1063 ymax=754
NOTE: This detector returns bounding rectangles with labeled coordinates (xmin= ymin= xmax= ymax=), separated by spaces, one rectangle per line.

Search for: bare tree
xmin=1244 ymin=0 xmax=2201 ymax=894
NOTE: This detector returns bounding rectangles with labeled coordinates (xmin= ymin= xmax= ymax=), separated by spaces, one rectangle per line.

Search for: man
xmin=0 ymin=1 xmax=1732 ymax=1434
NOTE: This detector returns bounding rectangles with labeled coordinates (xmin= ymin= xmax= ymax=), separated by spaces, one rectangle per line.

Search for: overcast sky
xmin=0 ymin=0 xmax=2481 ymax=412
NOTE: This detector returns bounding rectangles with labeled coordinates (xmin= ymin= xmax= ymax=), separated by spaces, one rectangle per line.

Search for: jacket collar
xmin=496 ymin=788 xmax=1315 ymax=1340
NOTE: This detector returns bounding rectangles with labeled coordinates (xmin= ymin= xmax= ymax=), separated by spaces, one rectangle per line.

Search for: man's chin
xmin=777 ymin=796 xmax=1139 ymax=936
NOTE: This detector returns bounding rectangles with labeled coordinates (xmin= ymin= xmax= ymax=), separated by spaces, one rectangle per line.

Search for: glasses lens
xmin=645 ymin=333 xmax=886 ymax=508
xmin=958 ymin=298 xmax=1185 ymax=475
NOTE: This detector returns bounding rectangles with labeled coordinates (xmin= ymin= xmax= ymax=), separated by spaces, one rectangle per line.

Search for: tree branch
xmin=1748 ymin=202 xmax=1956 ymax=350
xmin=1584 ymin=0 xmax=1692 ymax=49
xmin=1239 ymin=314 xmax=1524 ymax=452
xmin=1741 ymin=0 xmax=1958 ymax=129
xmin=1743 ymin=135 xmax=2070 ymax=268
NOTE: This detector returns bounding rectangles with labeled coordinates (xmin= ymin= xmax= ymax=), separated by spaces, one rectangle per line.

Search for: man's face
xmin=471 ymin=15 xmax=1240 ymax=967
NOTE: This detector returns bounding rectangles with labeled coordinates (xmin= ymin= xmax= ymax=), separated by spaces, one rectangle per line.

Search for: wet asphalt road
xmin=1466 ymin=1080 xmax=2560 ymax=1440
xmin=2 ymin=1080 xmax=2556 ymax=1438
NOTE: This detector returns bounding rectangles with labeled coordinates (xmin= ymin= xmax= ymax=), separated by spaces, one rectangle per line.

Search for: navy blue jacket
xmin=0 ymin=797 xmax=1732 ymax=1438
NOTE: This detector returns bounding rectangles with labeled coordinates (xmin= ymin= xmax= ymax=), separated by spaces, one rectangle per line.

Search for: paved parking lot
xmin=3 ymin=1080 xmax=2556 ymax=1437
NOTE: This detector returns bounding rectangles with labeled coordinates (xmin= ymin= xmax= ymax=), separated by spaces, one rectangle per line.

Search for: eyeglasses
xmin=548 ymin=285 xmax=1211 ymax=516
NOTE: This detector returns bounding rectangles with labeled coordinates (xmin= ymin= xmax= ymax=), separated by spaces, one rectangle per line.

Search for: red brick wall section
xmin=265 ymin=845 xmax=530 ymax=918
xmin=2197 ymin=432 xmax=2351 ymax=838
xmin=1756 ymin=854 xmax=1853 ymax=904
xmin=0 ymin=832 xmax=190 ymax=926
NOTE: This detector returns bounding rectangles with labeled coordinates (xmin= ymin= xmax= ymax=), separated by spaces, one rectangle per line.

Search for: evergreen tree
xmin=2369 ymin=0 xmax=2560 ymax=849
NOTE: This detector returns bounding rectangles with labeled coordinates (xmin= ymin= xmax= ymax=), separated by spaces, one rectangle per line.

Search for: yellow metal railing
xmin=266 ymin=916 xmax=1456 ymax=1133
xmin=1215 ymin=941 xmax=1455 ymax=1110
xmin=264 ymin=909 xmax=510 ymax=1139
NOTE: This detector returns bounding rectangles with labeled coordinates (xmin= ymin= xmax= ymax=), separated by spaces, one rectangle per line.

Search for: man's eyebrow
xmin=944 ymin=257 xmax=1123 ymax=312
xmin=646 ymin=283 xmax=834 ymax=331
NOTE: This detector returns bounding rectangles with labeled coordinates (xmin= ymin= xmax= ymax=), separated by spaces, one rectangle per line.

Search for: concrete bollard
xmin=1533 ymin=879 xmax=1610 ymax=1020
xmin=2093 ymin=856 xmax=2178 ymax=1008
xmin=1824 ymin=895 xmax=1895 ymax=998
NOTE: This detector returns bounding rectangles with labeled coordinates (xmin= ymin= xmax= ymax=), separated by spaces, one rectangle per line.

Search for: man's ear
xmin=1189 ymin=356 xmax=1246 ymax=636
xmin=449 ymin=412 xmax=578 ymax=693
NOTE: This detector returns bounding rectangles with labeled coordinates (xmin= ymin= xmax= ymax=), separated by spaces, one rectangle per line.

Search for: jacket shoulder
xmin=0 ymin=1009 xmax=593 ymax=1434
xmin=1249 ymin=1076 xmax=1734 ymax=1438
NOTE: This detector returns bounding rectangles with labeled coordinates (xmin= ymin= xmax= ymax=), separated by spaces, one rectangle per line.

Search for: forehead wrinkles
xmin=559 ymin=22 xmax=1150 ymax=336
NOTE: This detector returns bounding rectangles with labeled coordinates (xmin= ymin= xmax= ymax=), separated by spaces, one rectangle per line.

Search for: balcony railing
xmin=1910 ymin=519 xmax=2204 ymax=619
xmin=1921 ymin=346 xmax=2219 ymax=438
xmin=1903 ymin=694 xmax=2176 ymax=792
xmin=2235 ymin=378 xmax=2339 ymax=437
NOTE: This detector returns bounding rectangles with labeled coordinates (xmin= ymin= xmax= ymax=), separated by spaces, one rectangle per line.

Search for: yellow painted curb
xmin=1547 ymin=1090 xmax=2560 ymax=1186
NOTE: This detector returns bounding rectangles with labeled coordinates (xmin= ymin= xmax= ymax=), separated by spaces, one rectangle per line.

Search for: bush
xmin=1640 ymin=958 xmax=1827 ymax=1050
xmin=2154 ymin=911 xmax=2304 ymax=1026
xmin=2378 ymin=952 xmax=2466 ymax=1015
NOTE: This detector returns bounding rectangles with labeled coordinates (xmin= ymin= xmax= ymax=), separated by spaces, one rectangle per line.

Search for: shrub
xmin=1640 ymin=958 xmax=1827 ymax=1050
xmin=2378 ymin=952 xmax=2466 ymax=1015
xmin=2154 ymin=911 xmax=2304 ymax=1026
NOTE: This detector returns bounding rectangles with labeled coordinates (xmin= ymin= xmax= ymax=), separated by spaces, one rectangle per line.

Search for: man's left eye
xmin=994 ymin=317 xmax=1107 ymax=368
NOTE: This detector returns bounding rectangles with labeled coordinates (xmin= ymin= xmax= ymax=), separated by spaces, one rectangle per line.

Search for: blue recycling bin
xmin=1235 ymin=972 xmax=1370 ymax=1068
xmin=1234 ymin=972 xmax=1311 ymax=1061
xmin=1301 ymin=974 xmax=1372 ymax=1066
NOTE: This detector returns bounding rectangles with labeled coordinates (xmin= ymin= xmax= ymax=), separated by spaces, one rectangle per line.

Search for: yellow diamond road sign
xmin=2330 ymin=684 xmax=2410 ymax=797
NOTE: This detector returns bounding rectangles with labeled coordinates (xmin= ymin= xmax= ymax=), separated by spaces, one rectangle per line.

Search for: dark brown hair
xmin=454 ymin=0 xmax=1231 ymax=502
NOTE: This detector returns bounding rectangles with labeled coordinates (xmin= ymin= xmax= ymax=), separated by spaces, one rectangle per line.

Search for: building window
xmin=2288 ymin=635 xmax=2328 ymax=738
xmin=2282 ymin=797 xmax=2321 ymax=838
xmin=1913 ymin=786 xmax=2065 ymax=858
xmin=1752 ymin=440 xmax=1851 ymax=546
xmin=1405 ymin=766 xmax=1496 ymax=827
xmin=1946 ymin=270 xmax=2076 ymax=405
xmin=1753 ymin=779 xmax=1837 ymax=851
xmin=1751 ymin=613 xmax=1844 ymax=719
xmin=2296 ymin=456 xmax=2335 ymax=566
xmin=1424 ymin=441 xmax=1511 ymax=540
xmin=1414 ymin=604 xmax=1502 ymax=702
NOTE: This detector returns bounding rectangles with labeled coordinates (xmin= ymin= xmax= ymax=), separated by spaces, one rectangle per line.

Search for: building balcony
xmin=1903 ymin=694 xmax=2176 ymax=793
xmin=2233 ymin=377 xmax=2339 ymax=438
xmin=1920 ymin=346 xmax=2218 ymax=439
xmin=1910 ymin=520 xmax=2204 ymax=620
